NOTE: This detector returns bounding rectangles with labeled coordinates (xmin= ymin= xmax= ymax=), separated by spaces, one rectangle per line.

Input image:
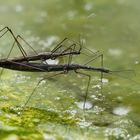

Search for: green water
xmin=0 ymin=0 xmax=140 ymax=140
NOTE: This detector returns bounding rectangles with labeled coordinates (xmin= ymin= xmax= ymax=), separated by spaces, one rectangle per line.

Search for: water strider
xmin=0 ymin=27 xmax=84 ymax=60
xmin=0 ymin=26 xmax=136 ymax=110
xmin=0 ymin=56 xmax=115 ymax=110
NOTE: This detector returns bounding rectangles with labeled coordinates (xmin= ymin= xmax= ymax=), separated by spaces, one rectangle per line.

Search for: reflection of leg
xmin=74 ymin=70 xmax=91 ymax=110
xmin=22 ymin=71 xmax=65 ymax=110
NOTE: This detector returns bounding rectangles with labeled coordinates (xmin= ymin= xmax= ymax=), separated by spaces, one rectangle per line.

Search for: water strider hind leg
xmin=84 ymin=52 xmax=104 ymax=95
xmin=21 ymin=71 xmax=65 ymax=112
xmin=74 ymin=70 xmax=91 ymax=110
xmin=21 ymin=43 xmax=77 ymax=111
xmin=0 ymin=27 xmax=27 ymax=79
xmin=0 ymin=33 xmax=38 ymax=79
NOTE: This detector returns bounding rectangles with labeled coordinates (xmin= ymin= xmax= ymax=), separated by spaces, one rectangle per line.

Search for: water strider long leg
xmin=51 ymin=37 xmax=68 ymax=54
xmin=74 ymin=52 xmax=104 ymax=108
xmin=52 ymin=37 xmax=100 ymax=109
xmin=0 ymin=27 xmax=41 ymax=59
xmin=0 ymin=27 xmax=82 ymax=63
xmin=21 ymin=44 xmax=77 ymax=110
xmin=14 ymin=35 xmax=38 ymax=55
xmin=22 ymin=71 xmax=65 ymax=111
xmin=74 ymin=70 xmax=91 ymax=110
xmin=67 ymin=43 xmax=77 ymax=66
xmin=51 ymin=37 xmax=80 ymax=54
xmin=0 ymin=27 xmax=103 ymax=110
xmin=0 ymin=27 xmax=28 ymax=57
xmin=0 ymin=27 xmax=90 ymax=61
xmin=0 ymin=27 xmax=79 ymax=78
xmin=0 ymin=27 xmax=75 ymax=60
xmin=0 ymin=33 xmax=39 ymax=79
xmin=0 ymin=27 xmax=28 ymax=79
xmin=65 ymin=35 xmax=83 ymax=56
xmin=84 ymin=53 xmax=104 ymax=94
xmin=50 ymin=36 xmax=85 ymax=61
xmin=21 ymin=43 xmax=77 ymax=110
xmin=72 ymin=52 xmax=104 ymax=110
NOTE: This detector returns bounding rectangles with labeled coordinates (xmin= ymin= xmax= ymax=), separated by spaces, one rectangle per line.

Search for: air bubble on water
xmin=134 ymin=60 xmax=139 ymax=64
xmin=130 ymin=135 xmax=140 ymax=140
xmin=43 ymin=133 xmax=56 ymax=140
xmin=64 ymin=109 xmax=77 ymax=117
xmin=58 ymin=90 xmax=67 ymax=93
xmin=40 ymin=80 xmax=46 ymax=85
xmin=116 ymin=96 xmax=123 ymax=102
xmin=78 ymin=119 xmax=92 ymax=128
xmin=84 ymin=3 xmax=93 ymax=11
xmin=0 ymin=5 xmax=8 ymax=12
xmin=114 ymin=119 xmax=134 ymax=128
xmin=13 ymin=74 xmax=31 ymax=83
xmin=72 ymin=82 xmax=77 ymax=86
xmin=15 ymin=4 xmax=23 ymax=12
xmin=92 ymin=84 xmax=101 ymax=89
xmin=87 ymin=13 xmax=96 ymax=18
xmin=104 ymin=128 xmax=130 ymax=139
xmin=108 ymin=48 xmax=123 ymax=57
xmin=0 ymin=95 xmax=9 ymax=100
xmin=17 ymin=112 xmax=22 ymax=115
xmin=54 ymin=97 xmax=60 ymax=100
xmin=112 ymin=82 xmax=120 ymax=87
xmin=92 ymin=106 xmax=105 ymax=114
xmin=90 ymin=95 xmax=99 ymax=100
xmin=117 ymin=0 xmax=126 ymax=5
xmin=40 ymin=11 xmax=47 ymax=18
xmin=113 ymin=106 xmax=130 ymax=116
xmin=102 ymin=78 xmax=109 ymax=83
xmin=45 ymin=59 xmax=59 ymax=65
xmin=67 ymin=11 xmax=76 ymax=19
xmin=75 ymin=101 xmax=92 ymax=110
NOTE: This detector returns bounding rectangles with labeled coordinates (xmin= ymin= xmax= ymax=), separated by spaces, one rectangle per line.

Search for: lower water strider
xmin=0 ymin=60 xmax=110 ymax=73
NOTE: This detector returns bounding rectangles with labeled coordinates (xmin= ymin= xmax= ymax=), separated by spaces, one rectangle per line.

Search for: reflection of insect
xmin=0 ymin=27 xmax=134 ymax=111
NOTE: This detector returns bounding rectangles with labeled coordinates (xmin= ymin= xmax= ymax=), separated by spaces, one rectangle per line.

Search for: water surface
xmin=0 ymin=0 xmax=140 ymax=140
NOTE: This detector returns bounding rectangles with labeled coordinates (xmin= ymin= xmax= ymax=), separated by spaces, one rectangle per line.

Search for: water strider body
xmin=0 ymin=49 xmax=81 ymax=63
xmin=0 ymin=59 xmax=110 ymax=73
